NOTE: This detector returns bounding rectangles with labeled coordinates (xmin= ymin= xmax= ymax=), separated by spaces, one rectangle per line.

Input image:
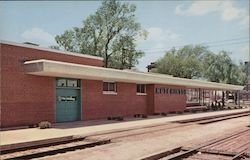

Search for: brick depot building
xmin=0 ymin=41 xmax=244 ymax=127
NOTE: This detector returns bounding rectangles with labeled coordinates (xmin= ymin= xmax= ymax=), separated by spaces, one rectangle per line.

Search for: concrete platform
xmin=1 ymin=109 xmax=249 ymax=147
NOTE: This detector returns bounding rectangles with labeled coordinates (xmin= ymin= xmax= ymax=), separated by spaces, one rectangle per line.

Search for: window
xmin=57 ymin=79 xmax=66 ymax=87
xmin=56 ymin=78 xmax=80 ymax=88
xmin=67 ymin=80 xmax=78 ymax=87
xmin=186 ymin=89 xmax=199 ymax=103
xmin=137 ymin=84 xmax=146 ymax=94
xmin=103 ymin=82 xmax=116 ymax=92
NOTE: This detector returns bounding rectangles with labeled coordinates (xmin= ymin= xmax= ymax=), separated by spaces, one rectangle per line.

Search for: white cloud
xmin=144 ymin=27 xmax=181 ymax=54
xmin=146 ymin=27 xmax=180 ymax=43
xmin=175 ymin=1 xmax=249 ymax=28
xmin=21 ymin=28 xmax=56 ymax=46
xmin=175 ymin=1 xmax=221 ymax=16
xmin=136 ymin=27 xmax=182 ymax=71
xmin=220 ymin=1 xmax=245 ymax=22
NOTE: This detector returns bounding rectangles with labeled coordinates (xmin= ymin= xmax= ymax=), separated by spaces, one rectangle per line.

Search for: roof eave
xmin=24 ymin=59 xmax=244 ymax=91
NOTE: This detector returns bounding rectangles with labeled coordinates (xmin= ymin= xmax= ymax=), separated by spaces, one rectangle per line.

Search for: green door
xmin=56 ymin=79 xmax=81 ymax=122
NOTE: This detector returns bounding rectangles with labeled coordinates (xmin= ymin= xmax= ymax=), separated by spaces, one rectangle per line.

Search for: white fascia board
xmin=24 ymin=59 xmax=244 ymax=91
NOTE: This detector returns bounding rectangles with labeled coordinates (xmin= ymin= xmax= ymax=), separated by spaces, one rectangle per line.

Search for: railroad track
xmin=1 ymin=111 xmax=249 ymax=160
xmin=1 ymin=123 xmax=192 ymax=160
xmin=141 ymin=129 xmax=250 ymax=160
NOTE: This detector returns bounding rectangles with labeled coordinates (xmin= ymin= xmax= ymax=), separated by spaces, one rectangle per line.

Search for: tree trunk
xmin=104 ymin=51 xmax=108 ymax=68
xmin=104 ymin=42 xmax=109 ymax=68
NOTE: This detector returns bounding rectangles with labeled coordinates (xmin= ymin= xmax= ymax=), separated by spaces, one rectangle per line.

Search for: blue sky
xmin=0 ymin=0 xmax=249 ymax=71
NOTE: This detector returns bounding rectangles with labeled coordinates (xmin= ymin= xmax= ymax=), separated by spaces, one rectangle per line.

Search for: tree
xmin=155 ymin=45 xmax=246 ymax=85
xmin=109 ymin=35 xmax=144 ymax=69
xmin=202 ymin=51 xmax=246 ymax=85
xmin=202 ymin=52 xmax=223 ymax=82
xmin=155 ymin=45 xmax=210 ymax=79
xmin=55 ymin=0 xmax=147 ymax=68
xmin=223 ymin=61 xmax=246 ymax=85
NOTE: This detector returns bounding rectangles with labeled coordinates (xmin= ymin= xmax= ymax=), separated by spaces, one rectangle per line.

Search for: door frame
xmin=55 ymin=78 xmax=82 ymax=123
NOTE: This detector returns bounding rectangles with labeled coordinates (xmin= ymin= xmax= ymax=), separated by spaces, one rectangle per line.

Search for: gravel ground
xmin=37 ymin=116 xmax=249 ymax=160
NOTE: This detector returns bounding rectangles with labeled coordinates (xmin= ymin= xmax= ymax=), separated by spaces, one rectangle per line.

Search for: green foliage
xmin=156 ymin=45 xmax=209 ymax=79
xmin=109 ymin=35 xmax=144 ymax=69
xmin=155 ymin=45 xmax=247 ymax=85
xmin=55 ymin=0 xmax=147 ymax=68
xmin=202 ymin=51 xmax=247 ymax=85
xmin=202 ymin=52 xmax=222 ymax=82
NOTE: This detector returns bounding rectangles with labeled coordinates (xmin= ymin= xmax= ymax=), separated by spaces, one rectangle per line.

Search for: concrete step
xmin=1 ymin=138 xmax=110 ymax=160
xmin=243 ymin=101 xmax=250 ymax=105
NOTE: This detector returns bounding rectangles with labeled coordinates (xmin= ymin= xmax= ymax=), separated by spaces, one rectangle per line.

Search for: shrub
xmin=202 ymin=108 xmax=207 ymax=112
xmin=191 ymin=109 xmax=197 ymax=113
xmin=38 ymin=121 xmax=51 ymax=129
xmin=153 ymin=113 xmax=160 ymax=115
xmin=117 ymin=117 xmax=124 ymax=121
xmin=177 ymin=111 xmax=183 ymax=114
xmin=161 ymin=113 xmax=167 ymax=116
xmin=134 ymin=114 xmax=141 ymax=118
xmin=107 ymin=117 xmax=112 ymax=120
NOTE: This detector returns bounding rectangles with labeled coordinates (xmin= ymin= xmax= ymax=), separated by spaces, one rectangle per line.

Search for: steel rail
xmin=231 ymin=148 xmax=249 ymax=160
xmin=164 ymin=129 xmax=250 ymax=160
xmin=141 ymin=129 xmax=249 ymax=160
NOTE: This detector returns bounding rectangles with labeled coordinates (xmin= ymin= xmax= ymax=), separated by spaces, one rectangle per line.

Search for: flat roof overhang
xmin=24 ymin=59 xmax=244 ymax=91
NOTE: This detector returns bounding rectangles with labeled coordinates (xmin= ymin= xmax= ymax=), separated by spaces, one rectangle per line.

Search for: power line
xmin=141 ymin=37 xmax=249 ymax=52
xmin=207 ymin=40 xmax=249 ymax=48
xmin=139 ymin=36 xmax=249 ymax=52
xmin=144 ymin=40 xmax=249 ymax=53
xmin=200 ymin=37 xmax=249 ymax=45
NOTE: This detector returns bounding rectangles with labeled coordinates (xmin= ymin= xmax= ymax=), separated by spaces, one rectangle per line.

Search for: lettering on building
xmin=155 ymin=87 xmax=186 ymax=95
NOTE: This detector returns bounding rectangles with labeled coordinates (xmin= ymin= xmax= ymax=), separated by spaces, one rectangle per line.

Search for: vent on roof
xmin=23 ymin=42 xmax=39 ymax=46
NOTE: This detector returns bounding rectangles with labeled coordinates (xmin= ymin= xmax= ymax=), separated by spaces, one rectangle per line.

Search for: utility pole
xmin=245 ymin=61 xmax=250 ymax=101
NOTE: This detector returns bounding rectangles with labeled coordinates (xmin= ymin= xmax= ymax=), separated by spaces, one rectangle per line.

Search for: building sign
xmin=155 ymin=87 xmax=186 ymax=95
xmin=58 ymin=96 xmax=77 ymax=101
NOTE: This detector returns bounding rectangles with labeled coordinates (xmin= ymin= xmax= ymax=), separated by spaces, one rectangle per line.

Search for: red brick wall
xmin=82 ymin=80 xmax=147 ymax=120
xmin=1 ymin=43 xmax=103 ymax=127
xmin=151 ymin=84 xmax=187 ymax=113
xmin=0 ymin=43 xmax=188 ymax=127
xmin=82 ymin=82 xmax=187 ymax=120
xmin=146 ymin=84 xmax=155 ymax=114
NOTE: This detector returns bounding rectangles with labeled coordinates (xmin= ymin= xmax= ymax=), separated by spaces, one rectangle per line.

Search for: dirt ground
xmin=37 ymin=116 xmax=249 ymax=160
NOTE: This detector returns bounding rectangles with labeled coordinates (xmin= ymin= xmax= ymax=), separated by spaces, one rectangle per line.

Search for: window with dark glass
xmin=137 ymin=84 xmax=146 ymax=93
xmin=103 ymin=82 xmax=116 ymax=92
